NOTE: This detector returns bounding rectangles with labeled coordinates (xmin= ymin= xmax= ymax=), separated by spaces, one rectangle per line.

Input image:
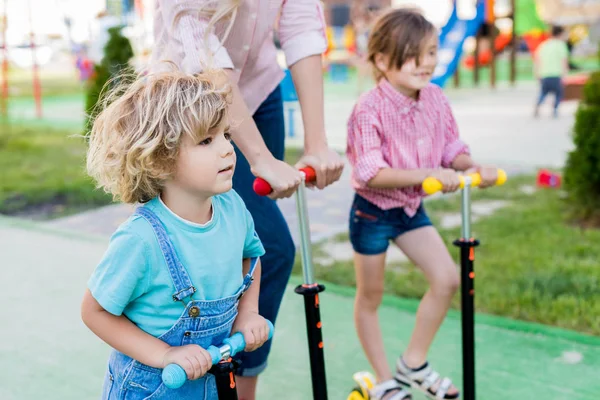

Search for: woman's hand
xmin=295 ymin=146 xmax=344 ymax=190
xmin=250 ymin=155 xmax=304 ymax=199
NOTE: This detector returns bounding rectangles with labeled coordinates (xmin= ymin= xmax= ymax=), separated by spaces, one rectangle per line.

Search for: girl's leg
xmin=393 ymin=226 xmax=459 ymax=395
xmin=354 ymin=251 xmax=390 ymax=382
xmin=355 ymin=251 xmax=410 ymax=399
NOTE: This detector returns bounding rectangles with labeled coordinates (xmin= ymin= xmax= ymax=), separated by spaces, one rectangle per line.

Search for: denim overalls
xmin=101 ymin=207 xmax=257 ymax=400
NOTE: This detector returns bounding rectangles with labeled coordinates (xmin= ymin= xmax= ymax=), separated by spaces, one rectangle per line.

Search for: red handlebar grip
xmin=300 ymin=167 xmax=316 ymax=183
xmin=252 ymin=167 xmax=316 ymax=196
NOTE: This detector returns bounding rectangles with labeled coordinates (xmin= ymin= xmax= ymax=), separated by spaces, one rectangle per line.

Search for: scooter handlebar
xmin=252 ymin=167 xmax=316 ymax=196
xmin=161 ymin=320 xmax=274 ymax=389
xmin=422 ymin=169 xmax=507 ymax=195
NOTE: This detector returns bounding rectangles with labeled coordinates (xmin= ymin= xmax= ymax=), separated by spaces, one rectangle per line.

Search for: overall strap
xmin=134 ymin=206 xmax=197 ymax=302
xmin=238 ymin=256 xmax=259 ymax=299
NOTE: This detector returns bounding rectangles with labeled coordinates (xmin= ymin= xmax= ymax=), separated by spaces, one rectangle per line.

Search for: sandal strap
xmin=422 ymin=370 xmax=440 ymax=389
xmin=435 ymin=378 xmax=452 ymax=399
xmin=371 ymin=379 xmax=411 ymax=400
xmin=396 ymin=358 xmax=455 ymax=398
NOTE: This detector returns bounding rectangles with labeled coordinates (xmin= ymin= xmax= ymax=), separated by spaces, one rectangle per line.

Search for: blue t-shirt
xmin=87 ymin=190 xmax=265 ymax=337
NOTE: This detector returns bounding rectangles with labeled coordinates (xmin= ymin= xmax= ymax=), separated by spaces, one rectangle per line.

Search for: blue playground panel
xmin=281 ymin=69 xmax=299 ymax=138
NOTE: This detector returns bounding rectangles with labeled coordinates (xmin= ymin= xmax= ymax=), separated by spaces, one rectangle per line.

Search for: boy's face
xmin=171 ymin=126 xmax=236 ymax=198
xmin=376 ymin=34 xmax=438 ymax=98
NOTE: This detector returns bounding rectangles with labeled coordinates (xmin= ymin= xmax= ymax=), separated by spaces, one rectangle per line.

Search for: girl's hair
xmin=367 ymin=7 xmax=437 ymax=81
xmin=86 ymin=67 xmax=231 ymax=204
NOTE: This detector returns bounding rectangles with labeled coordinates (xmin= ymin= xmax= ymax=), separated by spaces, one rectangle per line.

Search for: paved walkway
xmin=47 ymin=82 xmax=577 ymax=245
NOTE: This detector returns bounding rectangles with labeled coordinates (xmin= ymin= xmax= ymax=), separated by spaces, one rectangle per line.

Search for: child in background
xmin=534 ymin=25 xmax=570 ymax=118
xmin=81 ymin=69 xmax=270 ymax=399
xmin=346 ymin=8 xmax=498 ymax=400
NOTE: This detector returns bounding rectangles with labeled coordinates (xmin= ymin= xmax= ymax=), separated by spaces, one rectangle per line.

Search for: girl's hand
xmin=295 ymin=146 xmax=344 ymax=190
xmin=162 ymin=345 xmax=213 ymax=380
xmin=466 ymin=165 xmax=498 ymax=189
xmin=232 ymin=311 xmax=270 ymax=352
xmin=428 ymin=168 xmax=461 ymax=193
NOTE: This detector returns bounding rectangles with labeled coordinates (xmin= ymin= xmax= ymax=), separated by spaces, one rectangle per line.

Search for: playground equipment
xmin=325 ymin=25 xmax=356 ymax=83
xmin=347 ymin=169 xmax=507 ymax=400
xmin=281 ymin=69 xmax=299 ymax=140
xmin=254 ymin=167 xmax=329 ymax=400
xmin=433 ymin=0 xmax=581 ymax=89
xmin=0 ymin=0 xmax=43 ymax=118
xmin=432 ymin=0 xmax=487 ymax=88
xmin=161 ymin=320 xmax=274 ymax=399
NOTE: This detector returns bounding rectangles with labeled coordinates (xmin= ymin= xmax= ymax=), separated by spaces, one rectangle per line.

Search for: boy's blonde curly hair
xmin=86 ymin=67 xmax=231 ymax=204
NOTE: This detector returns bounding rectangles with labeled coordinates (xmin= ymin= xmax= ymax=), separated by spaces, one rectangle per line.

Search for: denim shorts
xmin=349 ymin=194 xmax=433 ymax=255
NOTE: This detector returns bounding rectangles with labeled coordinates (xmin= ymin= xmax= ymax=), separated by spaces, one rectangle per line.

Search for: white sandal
xmin=369 ymin=379 xmax=412 ymax=400
xmin=395 ymin=358 xmax=459 ymax=399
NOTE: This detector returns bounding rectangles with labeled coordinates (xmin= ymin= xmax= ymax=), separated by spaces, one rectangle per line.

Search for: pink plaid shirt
xmin=346 ymin=79 xmax=470 ymax=217
xmin=151 ymin=0 xmax=328 ymax=114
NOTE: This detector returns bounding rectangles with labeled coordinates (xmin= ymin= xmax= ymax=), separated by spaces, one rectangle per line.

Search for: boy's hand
xmin=428 ymin=168 xmax=461 ymax=193
xmin=466 ymin=165 xmax=498 ymax=189
xmin=162 ymin=345 xmax=213 ymax=380
xmin=232 ymin=311 xmax=270 ymax=352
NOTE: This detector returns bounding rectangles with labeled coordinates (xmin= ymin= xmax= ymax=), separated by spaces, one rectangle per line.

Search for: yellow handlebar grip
xmin=423 ymin=168 xmax=507 ymax=194
xmin=422 ymin=177 xmax=443 ymax=195
xmin=469 ymin=173 xmax=482 ymax=187
xmin=496 ymin=169 xmax=507 ymax=186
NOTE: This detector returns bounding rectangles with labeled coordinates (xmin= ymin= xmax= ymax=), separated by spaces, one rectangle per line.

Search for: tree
xmin=84 ymin=26 xmax=134 ymax=133
xmin=563 ymin=71 xmax=600 ymax=226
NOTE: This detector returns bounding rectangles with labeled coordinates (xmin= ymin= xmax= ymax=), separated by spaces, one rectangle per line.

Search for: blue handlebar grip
xmin=162 ymin=364 xmax=187 ymax=389
xmin=161 ymin=320 xmax=274 ymax=390
xmin=208 ymin=345 xmax=222 ymax=364
xmin=267 ymin=319 xmax=274 ymax=339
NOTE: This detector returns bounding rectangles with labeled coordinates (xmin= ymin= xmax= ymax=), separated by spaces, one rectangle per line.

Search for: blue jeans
xmin=537 ymin=77 xmax=563 ymax=111
xmin=349 ymin=194 xmax=432 ymax=255
xmin=232 ymin=85 xmax=296 ymax=376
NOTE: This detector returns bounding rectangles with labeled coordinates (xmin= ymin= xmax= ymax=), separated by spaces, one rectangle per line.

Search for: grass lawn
xmin=0 ymin=123 xmax=305 ymax=219
xmin=0 ymin=123 xmax=113 ymax=217
xmin=293 ymin=174 xmax=600 ymax=336
xmin=7 ymin=68 xmax=85 ymax=99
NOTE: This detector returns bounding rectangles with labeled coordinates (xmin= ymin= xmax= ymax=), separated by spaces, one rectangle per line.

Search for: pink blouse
xmin=151 ymin=0 xmax=328 ymax=114
xmin=346 ymin=79 xmax=470 ymax=216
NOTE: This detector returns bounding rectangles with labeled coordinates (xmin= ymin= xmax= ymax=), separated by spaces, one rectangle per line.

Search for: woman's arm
xmin=279 ymin=0 xmax=344 ymax=190
xmin=154 ymin=1 xmax=303 ymax=199
xmin=289 ymin=56 xmax=344 ymax=189
xmin=221 ymin=71 xmax=303 ymax=199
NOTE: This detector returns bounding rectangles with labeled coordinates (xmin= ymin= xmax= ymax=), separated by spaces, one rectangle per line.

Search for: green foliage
xmin=563 ymin=71 xmax=600 ymax=225
xmin=84 ymin=26 xmax=134 ymax=133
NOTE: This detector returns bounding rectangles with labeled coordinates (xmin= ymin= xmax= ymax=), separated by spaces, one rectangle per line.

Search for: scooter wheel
xmin=347 ymin=387 xmax=368 ymax=400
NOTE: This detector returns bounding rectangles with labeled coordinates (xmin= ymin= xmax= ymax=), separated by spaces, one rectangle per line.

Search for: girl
xmin=81 ymin=69 xmax=270 ymax=399
xmin=346 ymin=8 xmax=498 ymax=400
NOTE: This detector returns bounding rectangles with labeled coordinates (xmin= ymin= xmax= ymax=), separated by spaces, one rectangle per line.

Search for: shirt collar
xmin=378 ymin=79 xmax=422 ymax=112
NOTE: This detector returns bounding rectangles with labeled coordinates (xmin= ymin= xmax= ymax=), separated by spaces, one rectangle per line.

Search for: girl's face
xmin=375 ymin=34 xmax=438 ymax=99
xmin=170 ymin=127 xmax=236 ymax=198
